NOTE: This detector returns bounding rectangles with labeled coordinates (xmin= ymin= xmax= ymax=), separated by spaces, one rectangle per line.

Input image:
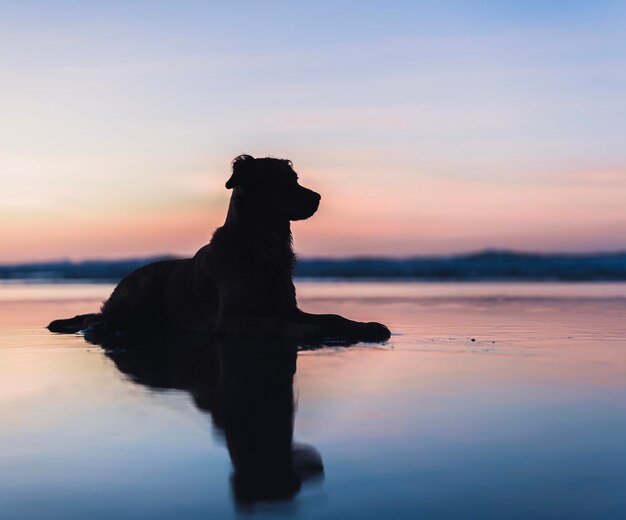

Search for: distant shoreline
xmin=3 ymin=250 xmax=626 ymax=282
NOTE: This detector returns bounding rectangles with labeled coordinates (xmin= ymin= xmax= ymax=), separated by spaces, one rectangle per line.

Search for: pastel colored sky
xmin=1 ymin=1 xmax=625 ymax=262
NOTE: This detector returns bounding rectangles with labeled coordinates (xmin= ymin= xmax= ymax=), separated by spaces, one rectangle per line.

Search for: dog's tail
xmin=47 ymin=313 xmax=101 ymax=333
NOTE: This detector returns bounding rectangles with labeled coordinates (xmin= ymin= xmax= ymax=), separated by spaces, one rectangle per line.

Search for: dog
xmin=48 ymin=155 xmax=391 ymax=343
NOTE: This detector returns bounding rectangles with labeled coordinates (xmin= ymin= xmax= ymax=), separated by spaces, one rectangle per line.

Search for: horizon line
xmin=4 ymin=247 xmax=626 ymax=267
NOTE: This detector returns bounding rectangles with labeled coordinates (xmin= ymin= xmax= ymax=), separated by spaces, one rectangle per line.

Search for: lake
xmin=1 ymin=281 xmax=625 ymax=519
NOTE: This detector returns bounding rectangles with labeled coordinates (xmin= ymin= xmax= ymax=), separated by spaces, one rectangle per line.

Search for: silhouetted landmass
xmin=0 ymin=256 xmax=177 ymax=282
xmin=4 ymin=250 xmax=626 ymax=282
xmin=298 ymin=251 xmax=626 ymax=281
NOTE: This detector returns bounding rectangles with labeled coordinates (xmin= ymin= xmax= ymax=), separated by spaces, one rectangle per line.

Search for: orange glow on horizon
xmin=3 ymin=166 xmax=626 ymax=262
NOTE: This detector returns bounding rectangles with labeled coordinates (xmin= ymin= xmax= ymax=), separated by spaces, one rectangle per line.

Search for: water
xmin=1 ymin=282 xmax=626 ymax=519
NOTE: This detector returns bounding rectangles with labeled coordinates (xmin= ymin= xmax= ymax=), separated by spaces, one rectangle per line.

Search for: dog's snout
xmin=288 ymin=186 xmax=321 ymax=220
xmin=310 ymin=191 xmax=321 ymax=209
xmin=305 ymin=189 xmax=321 ymax=202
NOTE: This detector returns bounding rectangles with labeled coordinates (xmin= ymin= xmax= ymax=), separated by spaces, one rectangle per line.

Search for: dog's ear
xmin=226 ymin=154 xmax=254 ymax=189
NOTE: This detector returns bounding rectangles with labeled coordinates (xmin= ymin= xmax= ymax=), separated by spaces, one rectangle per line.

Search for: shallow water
xmin=1 ymin=282 xmax=626 ymax=519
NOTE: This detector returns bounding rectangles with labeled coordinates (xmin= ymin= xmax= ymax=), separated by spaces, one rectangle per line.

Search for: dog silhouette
xmin=48 ymin=155 xmax=390 ymax=342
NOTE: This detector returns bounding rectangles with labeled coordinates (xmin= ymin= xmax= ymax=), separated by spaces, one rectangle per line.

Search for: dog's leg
xmin=47 ymin=313 xmax=101 ymax=333
xmin=216 ymin=315 xmax=324 ymax=341
xmin=291 ymin=310 xmax=390 ymax=342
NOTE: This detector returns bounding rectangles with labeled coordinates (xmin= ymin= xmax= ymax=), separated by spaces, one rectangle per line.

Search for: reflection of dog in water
xmin=103 ymin=334 xmax=324 ymax=505
xmin=48 ymin=154 xmax=390 ymax=343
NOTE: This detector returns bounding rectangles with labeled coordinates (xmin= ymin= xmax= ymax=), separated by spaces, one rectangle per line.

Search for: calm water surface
xmin=1 ymin=282 xmax=626 ymax=519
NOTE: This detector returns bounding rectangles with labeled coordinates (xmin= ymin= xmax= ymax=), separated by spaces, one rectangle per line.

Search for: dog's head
xmin=226 ymin=155 xmax=321 ymax=221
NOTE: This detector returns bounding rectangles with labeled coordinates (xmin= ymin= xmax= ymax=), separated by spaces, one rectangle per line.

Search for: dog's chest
xmin=243 ymin=249 xmax=297 ymax=310
xmin=211 ymin=225 xmax=298 ymax=310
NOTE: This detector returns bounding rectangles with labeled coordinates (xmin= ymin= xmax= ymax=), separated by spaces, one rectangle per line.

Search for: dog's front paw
xmin=359 ymin=322 xmax=391 ymax=342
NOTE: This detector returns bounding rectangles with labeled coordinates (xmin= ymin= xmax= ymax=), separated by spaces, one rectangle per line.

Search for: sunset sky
xmin=1 ymin=1 xmax=625 ymax=262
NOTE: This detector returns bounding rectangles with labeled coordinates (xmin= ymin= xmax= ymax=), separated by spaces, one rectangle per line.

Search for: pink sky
xmin=4 ymin=161 xmax=626 ymax=262
xmin=1 ymin=2 xmax=625 ymax=262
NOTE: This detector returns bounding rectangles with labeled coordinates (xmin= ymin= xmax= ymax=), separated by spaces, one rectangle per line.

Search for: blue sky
xmin=1 ymin=1 xmax=625 ymax=261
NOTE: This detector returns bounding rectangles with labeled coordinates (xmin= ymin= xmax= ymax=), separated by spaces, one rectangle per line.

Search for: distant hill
xmin=0 ymin=256 xmax=177 ymax=283
xmin=297 ymin=251 xmax=626 ymax=280
xmin=3 ymin=251 xmax=626 ymax=282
